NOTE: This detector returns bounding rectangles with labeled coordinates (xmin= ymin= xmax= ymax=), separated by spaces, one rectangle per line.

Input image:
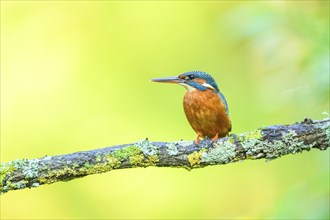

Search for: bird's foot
xmin=211 ymin=133 xmax=219 ymax=142
xmin=195 ymin=133 xmax=201 ymax=144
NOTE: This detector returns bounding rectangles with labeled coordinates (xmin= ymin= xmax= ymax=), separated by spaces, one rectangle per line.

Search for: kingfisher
xmin=152 ymin=71 xmax=231 ymax=144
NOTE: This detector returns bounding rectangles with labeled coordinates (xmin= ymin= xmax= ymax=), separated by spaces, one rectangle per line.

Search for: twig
xmin=1 ymin=118 xmax=329 ymax=194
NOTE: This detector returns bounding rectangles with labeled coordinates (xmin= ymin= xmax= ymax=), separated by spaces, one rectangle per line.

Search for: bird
xmin=151 ymin=71 xmax=231 ymax=144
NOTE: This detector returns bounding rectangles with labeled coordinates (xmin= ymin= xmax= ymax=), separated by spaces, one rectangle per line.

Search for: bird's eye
xmin=186 ymin=75 xmax=194 ymax=80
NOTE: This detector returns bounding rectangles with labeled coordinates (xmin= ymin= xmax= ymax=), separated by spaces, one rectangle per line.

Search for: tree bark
xmin=1 ymin=118 xmax=329 ymax=194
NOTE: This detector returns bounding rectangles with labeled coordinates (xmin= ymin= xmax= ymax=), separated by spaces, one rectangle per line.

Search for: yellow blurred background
xmin=1 ymin=1 xmax=329 ymax=219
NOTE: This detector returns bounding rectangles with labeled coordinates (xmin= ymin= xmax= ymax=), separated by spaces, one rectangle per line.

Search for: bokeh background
xmin=1 ymin=1 xmax=329 ymax=219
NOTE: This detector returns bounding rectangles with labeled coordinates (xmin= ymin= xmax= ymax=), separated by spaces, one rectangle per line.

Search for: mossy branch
xmin=1 ymin=118 xmax=329 ymax=194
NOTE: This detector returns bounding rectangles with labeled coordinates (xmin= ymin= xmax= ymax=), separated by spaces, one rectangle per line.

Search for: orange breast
xmin=183 ymin=89 xmax=231 ymax=138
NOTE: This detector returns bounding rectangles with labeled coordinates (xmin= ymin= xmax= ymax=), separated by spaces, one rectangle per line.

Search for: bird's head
xmin=151 ymin=71 xmax=220 ymax=91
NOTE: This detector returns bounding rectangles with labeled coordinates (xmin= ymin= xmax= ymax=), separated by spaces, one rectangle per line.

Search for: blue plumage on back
xmin=217 ymin=91 xmax=229 ymax=116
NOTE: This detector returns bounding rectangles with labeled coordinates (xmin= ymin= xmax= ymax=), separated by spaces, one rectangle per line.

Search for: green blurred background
xmin=1 ymin=1 xmax=329 ymax=219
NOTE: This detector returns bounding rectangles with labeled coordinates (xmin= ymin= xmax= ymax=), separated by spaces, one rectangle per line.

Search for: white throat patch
xmin=179 ymin=83 xmax=196 ymax=91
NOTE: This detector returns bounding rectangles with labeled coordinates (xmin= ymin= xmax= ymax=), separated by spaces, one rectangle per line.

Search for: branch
xmin=1 ymin=118 xmax=329 ymax=194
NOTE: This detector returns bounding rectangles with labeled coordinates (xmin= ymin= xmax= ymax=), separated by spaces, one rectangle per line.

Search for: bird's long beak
xmin=151 ymin=76 xmax=184 ymax=84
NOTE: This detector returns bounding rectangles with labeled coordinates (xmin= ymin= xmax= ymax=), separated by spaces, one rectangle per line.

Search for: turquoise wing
xmin=217 ymin=91 xmax=229 ymax=116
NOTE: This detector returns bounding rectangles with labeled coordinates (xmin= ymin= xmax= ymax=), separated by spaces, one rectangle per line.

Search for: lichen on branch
xmin=1 ymin=118 xmax=329 ymax=195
